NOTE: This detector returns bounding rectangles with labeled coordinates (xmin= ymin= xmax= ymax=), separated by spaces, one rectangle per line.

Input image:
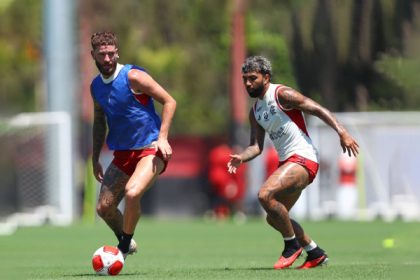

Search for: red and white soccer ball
xmin=92 ymin=245 xmax=125 ymax=276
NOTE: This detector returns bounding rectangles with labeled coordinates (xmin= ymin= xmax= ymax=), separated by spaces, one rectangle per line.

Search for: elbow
xmin=162 ymin=97 xmax=177 ymax=114
xmin=168 ymin=96 xmax=177 ymax=110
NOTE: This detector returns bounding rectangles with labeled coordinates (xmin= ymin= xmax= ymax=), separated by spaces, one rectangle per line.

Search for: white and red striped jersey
xmin=253 ymin=83 xmax=319 ymax=163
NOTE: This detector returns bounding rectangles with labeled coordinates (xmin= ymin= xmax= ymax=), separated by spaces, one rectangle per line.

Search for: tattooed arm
xmin=276 ymin=87 xmax=359 ymax=157
xmin=92 ymin=99 xmax=107 ymax=182
xmin=227 ymin=108 xmax=265 ymax=174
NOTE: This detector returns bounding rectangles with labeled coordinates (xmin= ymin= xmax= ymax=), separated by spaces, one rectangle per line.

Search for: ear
xmin=90 ymin=50 xmax=95 ymax=59
xmin=263 ymin=73 xmax=270 ymax=84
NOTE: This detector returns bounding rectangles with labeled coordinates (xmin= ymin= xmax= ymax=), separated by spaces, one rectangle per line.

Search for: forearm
xmin=239 ymin=145 xmax=262 ymax=163
xmin=158 ymin=99 xmax=176 ymax=140
xmin=92 ymin=120 xmax=107 ymax=163
xmin=303 ymin=99 xmax=346 ymax=136
xmin=314 ymin=107 xmax=346 ymax=136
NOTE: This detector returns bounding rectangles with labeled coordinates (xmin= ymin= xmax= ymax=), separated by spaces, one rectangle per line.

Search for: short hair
xmin=91 ymin=31 xmax=118 ymax=50
xmin=241 ymin=56 xmax=272 ymax=77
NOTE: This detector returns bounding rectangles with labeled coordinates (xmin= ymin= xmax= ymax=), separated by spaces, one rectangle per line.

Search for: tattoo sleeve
xmin=279 ymin=88 xmax=345 ymax=136
xmin=92 ymin=101 xmax=107 ymax=162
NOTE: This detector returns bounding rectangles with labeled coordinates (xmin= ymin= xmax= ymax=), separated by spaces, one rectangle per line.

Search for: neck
xmin=100 ymin=64 xmax=123 ymax=84
xmin=101 ymin=69 xmax=116 ymax=79
xmin=258 ymin=83 xmax=271 ymax=99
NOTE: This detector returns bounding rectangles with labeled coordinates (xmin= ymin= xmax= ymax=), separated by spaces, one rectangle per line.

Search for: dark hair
xmin=241 ymin=56 xmax=272 ymax=77
xmin=91 ymin=31 xmax=118 ymax=50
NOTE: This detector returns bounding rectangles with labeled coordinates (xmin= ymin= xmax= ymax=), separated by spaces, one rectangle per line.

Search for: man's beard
xmin=96 ymin=61 xmax=116 ymax=77
xmin=247 ymin=85 xmax=264 ymax=98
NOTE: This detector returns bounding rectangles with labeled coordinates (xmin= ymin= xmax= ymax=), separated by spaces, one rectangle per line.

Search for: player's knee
xmin=96 ymin=203 xmax=110 ymax=218
xmin=258 ymin=188 xmax=273 ymax=206
xmin=124 ymin=184 xmax=142 ymax=203
xmin=124 ymin=190 xmax=137 ymax=203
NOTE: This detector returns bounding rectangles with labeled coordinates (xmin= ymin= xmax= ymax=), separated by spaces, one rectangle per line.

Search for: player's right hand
xmin=155 ymin=138 xmax=173 ymax=161
xmin=227 ymin=154 xmax=243 ymax=174
xmin=93 ymin=161 xmax=104 ymax=183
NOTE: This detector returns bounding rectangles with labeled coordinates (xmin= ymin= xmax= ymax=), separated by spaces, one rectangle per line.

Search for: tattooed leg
xmin=96 ymin=163 xmax=129 ymax=236
xmin=290 ymin=219 xmax=311 ymax=247
xmin=258 ymin=162 xmax=310 ymax=237
xmin=267 ymin=215 xmax=311 ymax=245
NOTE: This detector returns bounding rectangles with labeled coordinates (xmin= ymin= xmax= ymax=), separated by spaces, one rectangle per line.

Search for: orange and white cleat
xmin=296 ymin=253 xmax=328 ymax=269
xmin=273 ymin=247 xmax=303 ymax=269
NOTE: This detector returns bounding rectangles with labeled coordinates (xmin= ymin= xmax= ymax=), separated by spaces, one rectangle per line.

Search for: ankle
xmin=117 ymin=232 xmax=133 ymax=254
xmin=282 ymin=237 xmax=301 ymax=257
xmin=307 ymin=246 xmax=325 ymax=260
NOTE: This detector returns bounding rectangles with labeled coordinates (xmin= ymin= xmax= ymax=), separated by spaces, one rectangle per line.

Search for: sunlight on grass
xmin=0 ymin=219 xmax=418 ymax=279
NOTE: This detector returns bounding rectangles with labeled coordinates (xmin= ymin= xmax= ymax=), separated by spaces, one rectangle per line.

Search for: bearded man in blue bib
xmin=90 ymin=31 xmax=176 ymax=259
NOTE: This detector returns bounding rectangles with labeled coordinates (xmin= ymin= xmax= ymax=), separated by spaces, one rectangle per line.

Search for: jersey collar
xmin=101 ymin=63 xmax=124 ymax=84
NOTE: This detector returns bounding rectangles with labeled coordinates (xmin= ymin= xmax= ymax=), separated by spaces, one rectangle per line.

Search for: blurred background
xmin=1 ymin=0 xmax=420 ymax=234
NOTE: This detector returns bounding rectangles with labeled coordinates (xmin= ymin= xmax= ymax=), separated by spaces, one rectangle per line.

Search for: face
xmin=242 ymin=71 xmax=269 ymax=98
xmin=91 ymin=45 xmax=119 ymax=77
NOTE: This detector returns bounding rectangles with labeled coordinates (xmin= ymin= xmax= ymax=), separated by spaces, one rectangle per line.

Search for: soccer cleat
xmin=296 ymin=253 xmax=328 ymax=269
xmin=128 ymin=239 xmax=138 ymax=255
xmin=273 ymin=247 xmax=303 ymax=269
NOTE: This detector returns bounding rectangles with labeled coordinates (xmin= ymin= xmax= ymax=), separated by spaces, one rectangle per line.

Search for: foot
xmin=122 ymin=239 xmax=138 ymax=259
xmin=128 ymin=239 xmax=138 ymax=255
xmin=296 ymin=253 xmax=328 ymax=269
xmin=273 ymin=247 xmax=303 ymax=269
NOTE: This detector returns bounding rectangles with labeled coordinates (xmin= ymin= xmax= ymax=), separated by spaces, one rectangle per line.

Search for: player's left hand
xmin=339 ymin=131 xmax=359 ymax=157
xmin=155 ymin=138 xmax=173 ymax=160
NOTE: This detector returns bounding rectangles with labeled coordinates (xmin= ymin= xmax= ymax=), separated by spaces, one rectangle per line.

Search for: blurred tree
xmin=80 ymin=0 xmax=231 ymax=136
xmin=2 ymin=0 xmax=420 ymax=131
xmin=375 ymin=1 xmax=420 ymax=109
xmin=0 ymin=0 xmax=43 ymax=114
xmin=283 ymin=0 xmax=420 ymax=111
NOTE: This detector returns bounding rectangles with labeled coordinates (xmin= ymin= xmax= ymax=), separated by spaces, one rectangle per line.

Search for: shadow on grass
xmin=214 ymin=267 xmax=274 ymax=271
xmin=64 ymin=272 xmax=142 ymax=277
xmin=64 ymin=267 xmax=280 ymax=278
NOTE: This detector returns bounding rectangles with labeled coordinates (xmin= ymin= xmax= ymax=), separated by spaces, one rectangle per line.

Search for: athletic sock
xmin=115 ymin=232 xmax=122 ymax=243
xmin=303 ymin=240 xmax=317 ymax=252
xmin=282 ymin=235 xmax=301 ymax=258
xmin=117 ymin=232 xmax=133 ymax=254
xmin=306 ymin=245 xmax=325 ymax=261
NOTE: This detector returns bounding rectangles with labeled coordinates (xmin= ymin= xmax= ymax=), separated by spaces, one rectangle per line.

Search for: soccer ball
xmin=92 ymin=245 xmax=125 ymax=276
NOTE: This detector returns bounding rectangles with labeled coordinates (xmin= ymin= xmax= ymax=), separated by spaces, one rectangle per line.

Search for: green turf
xmin=0 ymin=218 xmax=419 ymax=279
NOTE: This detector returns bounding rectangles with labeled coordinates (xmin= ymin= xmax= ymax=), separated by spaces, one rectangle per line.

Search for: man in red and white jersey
xmin=227 ymin=56 xmax=359 ymax=269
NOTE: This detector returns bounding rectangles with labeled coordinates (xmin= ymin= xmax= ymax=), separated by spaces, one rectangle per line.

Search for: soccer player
xmin=227 ymin=56 xmax=359 ymax=269
xmin=90 ymin=31 xmax=176 ymax=258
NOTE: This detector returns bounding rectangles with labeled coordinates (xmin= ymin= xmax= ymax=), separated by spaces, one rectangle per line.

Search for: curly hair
xmin=241 ymin=56 xmax=272 ymax=78
xmin=91 ymin=31 xmax=118 ymax=50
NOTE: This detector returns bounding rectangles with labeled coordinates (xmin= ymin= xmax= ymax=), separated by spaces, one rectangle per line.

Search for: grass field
xmin=0 ymin=217 xmax=419 ymax=279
